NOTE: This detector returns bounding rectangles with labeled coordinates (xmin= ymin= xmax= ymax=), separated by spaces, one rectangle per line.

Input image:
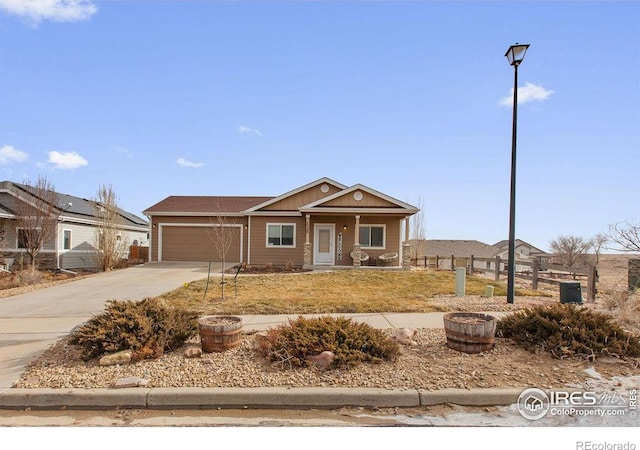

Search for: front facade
xmin=144 ymin=178 xmax=419 ymax=268
xmin=0 ymin=181 xmax=149 ymax=271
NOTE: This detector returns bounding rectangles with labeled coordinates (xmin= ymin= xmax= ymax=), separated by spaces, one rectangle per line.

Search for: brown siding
xmin=260 ymin=184 xmax=342 ymax=211
xmin=248 ymin=216 xmax=306 ymax=266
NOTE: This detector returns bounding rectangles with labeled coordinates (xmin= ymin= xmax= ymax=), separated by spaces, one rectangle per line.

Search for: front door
xmin=313 ymin=224 xmax=335 ymax=265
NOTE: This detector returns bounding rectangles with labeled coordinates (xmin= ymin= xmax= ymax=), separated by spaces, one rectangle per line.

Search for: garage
xmin=159 ymin=224 xmax=242 ymax=262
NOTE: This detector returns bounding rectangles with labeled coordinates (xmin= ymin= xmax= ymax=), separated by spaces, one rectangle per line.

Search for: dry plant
xmin=603 ymin=289 xmax=640 ymax=334
xmin=92 ymin=184 xmax=129 ymax=271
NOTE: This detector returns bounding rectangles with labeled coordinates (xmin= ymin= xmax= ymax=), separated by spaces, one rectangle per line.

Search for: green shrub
xmin=70 ymin=298 xmax=199 ymax=361
xmin=256 ymin=315 xmax=401 ymax=369
xmin=496 ymin=304 xmax=640 ymax=359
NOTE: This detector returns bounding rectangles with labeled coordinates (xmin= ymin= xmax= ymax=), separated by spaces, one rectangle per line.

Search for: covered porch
xmin=301 ymin=213 xmax=413 ymax=270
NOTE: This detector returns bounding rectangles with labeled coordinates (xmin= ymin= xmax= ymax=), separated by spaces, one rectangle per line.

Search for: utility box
xmin=559 ymin=282 xmax=582 ymax=304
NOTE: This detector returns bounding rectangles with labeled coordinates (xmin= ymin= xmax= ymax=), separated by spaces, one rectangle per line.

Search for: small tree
xmin=13 ymin=176 xmax=59 ymax=272
xmin=92 ymin=184 xmax=129 ymax=271
xmin=549 ymin=235 xmax=592 ymax=278
xmin=409 ymin=196 xmax=426 ymax=262
xmin=607 ymin=221 xmax=640 ymax=253
xmin=207 ymin=213 xmax=238 ymax=300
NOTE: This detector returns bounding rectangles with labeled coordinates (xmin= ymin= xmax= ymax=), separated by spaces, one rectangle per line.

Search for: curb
xmin=0 ymin=387 xmax=524 ymax=410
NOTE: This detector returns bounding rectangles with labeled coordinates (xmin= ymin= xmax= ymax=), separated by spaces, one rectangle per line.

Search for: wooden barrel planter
xmin=198 ymin=316 xmax=243 ymax=353
xmin=443 ymin=312 xmax=497 ymax=354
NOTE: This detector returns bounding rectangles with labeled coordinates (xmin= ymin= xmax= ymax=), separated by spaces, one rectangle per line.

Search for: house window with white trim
xmin=359 ymin=225 xmax=385 ymax=249
xmin=267 ymin=224 xmax=295 ymax=247
xmin=63 ymin=230 xmax=72 ymax=250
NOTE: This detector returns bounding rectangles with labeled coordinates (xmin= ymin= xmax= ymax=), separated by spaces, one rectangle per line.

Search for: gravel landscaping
xmin=14 ymin=294 xmax=640 ymax=391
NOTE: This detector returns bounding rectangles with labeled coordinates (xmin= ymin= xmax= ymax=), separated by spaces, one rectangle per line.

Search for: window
xmin=359 ymin=225 xmax=385 ymax=248
xmin=267 ymin=224 xmax=295 ymax=247
xmin=17 ymin=228 xmax=40 ymax=249
xmin=63 ymin=230 xmax=72 ymax=250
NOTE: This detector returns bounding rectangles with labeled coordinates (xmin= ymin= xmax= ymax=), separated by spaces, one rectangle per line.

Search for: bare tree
xmin=207 ymin=213 xmax=238 ymax=300
xmin=13 ymin=176 xmax=59 ymax=272
xmin=607 ymin=221 xmax=640 ymax=253
xmin=549 ymin=235 xmax=592 ymax=278
xmin=590 ymin=232 xmax=608 ymax=266
xmin=409 ymin=196 xmax=426 ymax=262
xmin=92 ymin=184 xmax=129 ymax=271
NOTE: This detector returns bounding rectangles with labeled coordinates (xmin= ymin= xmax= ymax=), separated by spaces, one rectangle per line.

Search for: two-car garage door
xmin=159 ymin=225 xmax=242 ymax=262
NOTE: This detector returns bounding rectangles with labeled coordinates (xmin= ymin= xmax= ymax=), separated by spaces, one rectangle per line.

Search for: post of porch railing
xmin=495 ymin=256 xmax=501 ymax=281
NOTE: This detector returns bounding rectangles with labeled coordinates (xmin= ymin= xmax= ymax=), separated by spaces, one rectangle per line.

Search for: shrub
xmin=70 ymin=298 xmax=199 ymax=361
xmin=496 ymin=304 xmax=640 ymax=360
xmin=256 ymin=315 xmax=400 ymax=369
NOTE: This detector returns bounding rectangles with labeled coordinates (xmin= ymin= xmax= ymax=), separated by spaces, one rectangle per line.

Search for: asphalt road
xmin=0 ymin=262 xmax=216 ymax=388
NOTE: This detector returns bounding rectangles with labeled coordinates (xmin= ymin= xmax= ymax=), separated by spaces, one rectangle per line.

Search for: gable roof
xmin=246 ymin=177 xmax=347 ymax=212
xmin=0 ymin=181 xmax=148 ymax=228
xmin=493 ymin=239 xmax=548 ymax=255
xmin=144 ymin=177 xmax=419 ymax=218
xmin=300 ymin=183 xmax=418 ymax=213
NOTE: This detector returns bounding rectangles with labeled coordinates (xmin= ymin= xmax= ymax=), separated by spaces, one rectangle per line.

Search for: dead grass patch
xmin=160 ymin=269 xmax=548 ymax=315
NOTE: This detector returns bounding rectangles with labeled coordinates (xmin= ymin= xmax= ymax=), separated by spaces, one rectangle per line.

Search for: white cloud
xmin=177 ymin=158 xmax=203 ymax=168
xmin=237 ymin=125 xmax=263 ymax=137
xmin=0 ymin=0 xmax=97 ymax=25
xmin=48 ymin=151 xmax=88 ymax=170
xmin=0 ymin=145 xmax=29 ymax=164
xmin=500 ymin=82 xmax=554 ymax=106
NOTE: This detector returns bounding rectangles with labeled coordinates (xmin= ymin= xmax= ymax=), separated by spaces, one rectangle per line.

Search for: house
xmin=0 ymin=181 xmax=149 ymax=271
xmin=143 ymin=177 xmax=419 ymax=268
xmin=409 ymin=238 xmax=550 ymax=272
xmin=492 ymin=239 xmax=550 ymax=262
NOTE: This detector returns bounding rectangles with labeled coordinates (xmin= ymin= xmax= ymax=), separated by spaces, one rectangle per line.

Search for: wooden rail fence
xmin=411 ymin=255 xmax=598 ymax=301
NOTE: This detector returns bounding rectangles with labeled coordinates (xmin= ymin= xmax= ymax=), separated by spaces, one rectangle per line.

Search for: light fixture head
xmin=505 ymin=43 xmax=530 ymax=66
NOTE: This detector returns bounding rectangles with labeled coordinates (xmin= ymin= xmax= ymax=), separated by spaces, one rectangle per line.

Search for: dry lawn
xmin=160 ymin=269 xmax=547 ymax=315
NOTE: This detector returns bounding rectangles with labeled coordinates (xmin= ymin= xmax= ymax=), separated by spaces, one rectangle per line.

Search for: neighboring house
xmin=0 ymin=181 xmax=149 ymax=271
xmin=492 ymin=239 xmax=550 ymax=262
xmin=143 ymin=177 xmax=420 ymax=268
xmin=409 ymin=238 xmax=550 ymax=272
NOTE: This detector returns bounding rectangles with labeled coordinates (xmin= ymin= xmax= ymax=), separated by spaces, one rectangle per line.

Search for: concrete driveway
xmin=0 ymin=262 xmax=221 ymax=388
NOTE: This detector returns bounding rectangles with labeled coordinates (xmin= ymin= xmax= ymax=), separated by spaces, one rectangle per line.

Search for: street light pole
xmin=505 ymin=43 xmax=529 ymax=304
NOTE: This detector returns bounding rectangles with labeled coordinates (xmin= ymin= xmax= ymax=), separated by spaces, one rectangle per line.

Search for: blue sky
xmin=0 ymin=1 xmax=638 ymax=252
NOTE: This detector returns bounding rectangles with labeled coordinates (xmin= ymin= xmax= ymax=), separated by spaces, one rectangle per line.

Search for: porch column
xmin=402 ymin=216 xmax=411 ymax=269
xmin=303 ymin=214 xmax=312 ymax=267
xmin=352 ymin=215 xmax=361 ymax=267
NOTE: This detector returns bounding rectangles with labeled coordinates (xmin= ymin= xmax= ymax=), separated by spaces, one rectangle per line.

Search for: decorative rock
xmin=112 ymin=376 xmax=149 ymax=389
xmin=183 ymin=346 xmax=202 ymax=358
xmin=99 ymin=350 xmax=133 ymax=366
xmin=394 ymin=328 xmax=417 ymax=345
xmin=305 ymin=351 xmax=335 ymax=370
